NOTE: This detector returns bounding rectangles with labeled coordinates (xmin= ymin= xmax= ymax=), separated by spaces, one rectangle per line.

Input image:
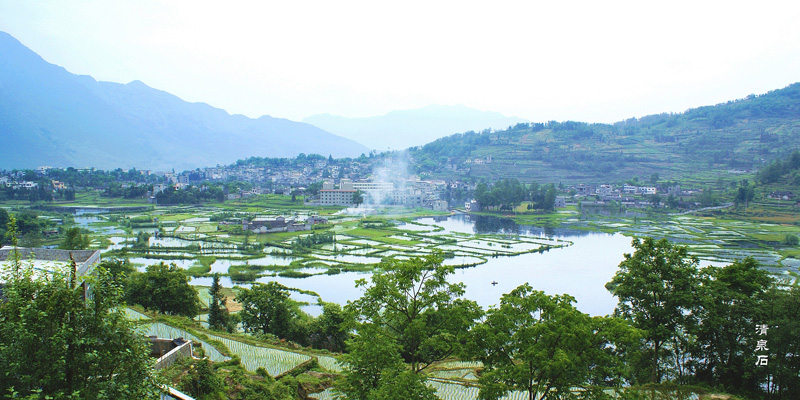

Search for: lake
xmin=192 ymin=213 xmax=680 ymax=317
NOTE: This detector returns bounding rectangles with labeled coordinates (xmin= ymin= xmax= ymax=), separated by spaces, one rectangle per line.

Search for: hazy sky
xmin=2 ymin=1 xmax=799 ymax=123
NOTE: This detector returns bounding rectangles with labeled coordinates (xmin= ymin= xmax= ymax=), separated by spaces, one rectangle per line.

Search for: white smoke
xmin=364 ymin=150 xmax=411 ymax=206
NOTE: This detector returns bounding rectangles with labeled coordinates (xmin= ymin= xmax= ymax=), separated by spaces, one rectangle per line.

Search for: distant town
xmin=0 ymin=153 xmax=757 ymax=214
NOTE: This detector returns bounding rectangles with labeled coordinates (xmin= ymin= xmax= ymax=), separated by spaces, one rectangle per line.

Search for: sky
xmin=2 ymin=1 xmax=800 ymax=124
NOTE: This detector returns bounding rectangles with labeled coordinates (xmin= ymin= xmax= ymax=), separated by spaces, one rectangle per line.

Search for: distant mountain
xmin=409 ymin=83 xmax=800 ymax=184
xmin=303 ymin=105 xmax=529 ymax=151
xmin=0 ymin=31 xmax=368 ymax=171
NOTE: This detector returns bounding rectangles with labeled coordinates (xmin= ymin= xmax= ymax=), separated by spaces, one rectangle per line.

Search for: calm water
xmin=191 ymin=214 xmax=653 ymax=317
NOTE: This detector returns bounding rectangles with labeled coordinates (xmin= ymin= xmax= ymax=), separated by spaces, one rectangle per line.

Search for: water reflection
xmin=416 ymin=213 xmax=593 ymax=238
xmin=187 ymin=214 xmax=647 ymax=317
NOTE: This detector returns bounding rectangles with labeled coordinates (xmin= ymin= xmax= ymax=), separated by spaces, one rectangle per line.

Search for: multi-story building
xmin=319 ymin=179 xmax=356 ymax=206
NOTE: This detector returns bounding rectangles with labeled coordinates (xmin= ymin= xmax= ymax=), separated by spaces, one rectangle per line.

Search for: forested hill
xmin=409 ymin=83 xmax=800 ymax=184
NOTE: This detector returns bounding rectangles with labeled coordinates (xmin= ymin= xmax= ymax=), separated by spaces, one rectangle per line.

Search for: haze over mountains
xmin=0 ymin=31 xmax=368 ymax=171
xmin=3 ymin=28 xmax=800 ymax=180
xmin=303 ymin=106 xmax=528 ymax=151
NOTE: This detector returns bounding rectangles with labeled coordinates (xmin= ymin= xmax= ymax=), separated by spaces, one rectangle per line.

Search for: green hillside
xmin=410 ymin=83 xmax=800 ymax=184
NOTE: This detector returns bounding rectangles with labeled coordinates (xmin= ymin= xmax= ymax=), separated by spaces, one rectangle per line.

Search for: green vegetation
xmin=126 ymin=262 xmax=201 ymax=317
xmin=0 ymin=252 xmax=161 ymax=398
xmin=469 ymin=285 xmax=637 ymax=400
xmin=60 ymin=226 xmax=90 ymax=249
xmin=410 ymin=83 xmax=800 ymax=184
xmin=207 ymin=273 xmax=233 ymax=332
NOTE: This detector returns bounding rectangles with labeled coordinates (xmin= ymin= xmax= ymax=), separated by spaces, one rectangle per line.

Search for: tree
xmin=335 ymin=325 xmax=436 ymax=400
xmin=0 ymin=208 xmax=8 ymax=243
xmin=666 ymin=194 xmax=679 ymax=209
xmin=353 ymin=189 xmax=364 ymax=206
xmin=735 ymin=180 xmax=755 ymax=209
xmin=134 ymin=231 xmax=151 ymax=250
xmin=236 ymin=281 xmax=296 ymax=339
xmin=126 ymin=262 xmax=201 ymax=317
xmin=180 ymin=359 xmax=225 ymax=399
xmin=60 ymin=226 xmax=90 ymax=250
xmin=0 ymin=257 xmax=162 ymax=398
xmin=764 ymin=285 xmax=800 ymax=399
xmin=347 ymin=253 xmax=482 ymax=373
xmin=99 ymin=258 xmax=135 ymax=284
xmin=207 ymin=273 xmax=230 ymax=331
xmin=469 ymin=284 xmax=638 ymax=400
xmin=605 ymin=237 xmax=699 ymax=384
xmin=691 ymin=258 xmax=772 ymax=394
xmin=650 ymin=193 xmax=662 ymax=207
xmin=309 ymin=302 xmax=350 ymax=353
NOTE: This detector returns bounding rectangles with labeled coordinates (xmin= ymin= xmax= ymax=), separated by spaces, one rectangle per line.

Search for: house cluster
xmin=568 ymin=183 xmax=665 ymax=207
xmin=241 ymin=215 xmax=328 ymax=234
xmin=573 ymin=183 xmax=660 ymax=199
xmin=768 ymin=191 xmax=795 ymax=200
xmin=0 ymin=174 xmax=70 ymax=192
xmin=187 ymin=159 xmax=372 ymax=191
xmin=308 ymin=178 xmax=450 ymax=211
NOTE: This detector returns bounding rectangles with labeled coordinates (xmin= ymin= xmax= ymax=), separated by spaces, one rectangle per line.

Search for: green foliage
xmin=180 ymin=359 xmax=226 ymax=400
xmin=475 ymin=179 xmax=527 ymax=211
xmin=308 ymin=302 xmax=350 ymax=353
xmin=690 ymin=258 xmax=773 ymax=394
xmin=102 ymin=182 xmax=151 ymax=199
xmin=0 ymin=208 xmax=8 ymax=242
xmin=237 ymin=281 xmax=296 ymax=340
xmin=166 ymin=357 xmax=296 ymax=400
xmin=763 ymin=285 xmax=800 ymax=398
xmin=177 ymin=359 xmax=220 ymax=398
xmin=98 ymin=257 xmax=135 ymax=283
xmin=606 ymin=237 xmax=699 ymax=384
xmin=353 ymin=189 xmax=364 ymax=206
xmin=408 ymin=83 xmax=800 ymax=183
xmin=207 ymin=273 xmax=231 ymax=332
xmin=758 ymin=150 xmax=800 ymax=184
xmin=734 ymin=180 xmax=755 ymax=208
xmin=783 ymin=233 xmax=799 ymax=246
xmin=156 ymin=185 xmax=225 ymax=204
xmin=290 ymin=231 xmax=335 ymax=253
xmin=0 ymin=262 xmax=162 ymax=399
xmin=347 ymin=253 xmax=483 ymax=373
xmin=133 ymin=230 xmax=152 ymax=249
xmin=126 ymin=262 xmax=201 ymax=317
xmin=60 ymin=226 xmax=90 ymax=249
xmin=1 ymin=211 xmax=51 ymax=246
xmin=336 ymin=326 xmax=436 ymax=400
xmin=469 ymin=284 xmax=639 ymax=400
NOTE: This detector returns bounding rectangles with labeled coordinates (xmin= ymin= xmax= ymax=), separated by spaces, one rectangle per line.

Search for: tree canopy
xmin=605 ymin=237 xmax=699 ymax=384
xmin=0 ymin=255 xmax=161 ymax=399
xmin=469 ymin=284 xmax=638 ymax=400
xmin=236 ymin=281 xmax=297 ymax=339
xmin=126 ymin=262 xmax=200 ymax=317
xmin=347 ymin=253 xmax=483 ymax=373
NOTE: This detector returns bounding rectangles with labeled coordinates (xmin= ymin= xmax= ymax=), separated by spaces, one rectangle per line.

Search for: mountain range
xmin=303 ymin=105 xmax=528 ymax=151
xmin=410 ymin=83 xmax=800 ymax=184
xmin=0 ymin=31 xmax=368 ymax=171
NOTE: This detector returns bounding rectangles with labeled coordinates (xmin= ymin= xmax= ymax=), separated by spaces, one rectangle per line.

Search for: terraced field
xmin=137 ymin=323 xmax=228 ymax=362
xmin=578 ymin=214 xmax=800 ymax=283
xmin=204 ymin=333 xmax=311 ymax=376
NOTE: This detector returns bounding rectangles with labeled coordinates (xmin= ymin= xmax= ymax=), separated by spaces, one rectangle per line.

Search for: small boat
xmin=491 ymin=281 xmax=498 ymax=286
